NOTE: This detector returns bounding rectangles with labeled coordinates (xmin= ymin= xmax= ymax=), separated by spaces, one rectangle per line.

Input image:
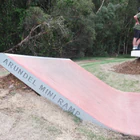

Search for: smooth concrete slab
xmin=131 ymin=50 xmax=140 ymax=57
xmin=0 ymin=53 xmax=140 ymax=136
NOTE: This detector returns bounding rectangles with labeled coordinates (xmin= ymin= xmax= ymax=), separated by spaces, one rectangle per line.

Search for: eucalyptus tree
xmin=0 ymin=0 xmax=26 ymax=52
xmin=5 ymin=6 xmax=70 ymax=57
xmin=1 ymin=0 xmax=139 ymax=57
xmin=51 ymin=0 xmax=96 ymax=57
xmin=93 ymin=0 xmax=139 ymax=55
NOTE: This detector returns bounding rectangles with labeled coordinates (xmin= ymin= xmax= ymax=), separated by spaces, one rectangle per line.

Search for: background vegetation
xmin=0 ymin=0 xmax=140 ymax=58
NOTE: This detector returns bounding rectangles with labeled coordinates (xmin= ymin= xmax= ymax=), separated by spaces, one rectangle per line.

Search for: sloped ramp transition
xmin=0 ymin=53 xmax=140 ymax=136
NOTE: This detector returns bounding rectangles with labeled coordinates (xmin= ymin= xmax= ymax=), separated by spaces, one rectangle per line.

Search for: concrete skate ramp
xmin=0 ymin=53 xmax=140 ymax=136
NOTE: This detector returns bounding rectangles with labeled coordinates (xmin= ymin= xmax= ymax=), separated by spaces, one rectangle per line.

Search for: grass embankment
xmin=75 ymin=57 xmax=140 ymax=92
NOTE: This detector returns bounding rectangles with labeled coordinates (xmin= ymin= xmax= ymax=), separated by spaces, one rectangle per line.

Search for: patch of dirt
xmin=0 ymin=66 xmax=8 ymax=78
xmin=113 ymin=58 xmax=140 ymax=75
xmin=0 ymin=73 xmax=31 ymax=91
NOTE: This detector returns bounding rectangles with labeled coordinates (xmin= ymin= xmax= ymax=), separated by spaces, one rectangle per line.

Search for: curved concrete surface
xmin=0 ymin=53 xmax=140 ymax=136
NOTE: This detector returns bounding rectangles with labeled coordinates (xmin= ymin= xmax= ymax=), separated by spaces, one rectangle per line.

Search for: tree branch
xmin=96 ymin=0 xmax=105 ymax=14
xmin=4 ymin=24 xmax=48 ymax=53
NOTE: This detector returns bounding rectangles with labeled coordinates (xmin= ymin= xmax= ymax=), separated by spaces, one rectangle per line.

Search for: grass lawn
xmin=75 ymin=57 xmax=140 ymax=92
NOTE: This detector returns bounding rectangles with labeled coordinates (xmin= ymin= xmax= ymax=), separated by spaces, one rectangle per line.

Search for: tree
xmin=0 ymin=0 xmax=26 ymax=52
xmin=93 ymin=0 xmax=139 ymax=56
xmin=1 ymin=0 xmax=139 ymax=57
xmin=51 ymin=0 xmax=96 ymax=57
xmin=5 ymin=6 xmax=71 ymax=57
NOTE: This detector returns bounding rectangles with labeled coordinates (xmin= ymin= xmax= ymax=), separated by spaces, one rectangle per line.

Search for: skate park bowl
xmin=0 ymin=53 xmax=140 ymax=136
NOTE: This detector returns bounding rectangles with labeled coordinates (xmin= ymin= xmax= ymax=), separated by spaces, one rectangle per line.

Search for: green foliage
xmin=20 ymin=6 xmax=71 ymax=57
xmin=0 ymin=0 xmax=26 ymax=52
xmin=23 ymin=7 xmax=49 ymax=32
xmin=52 ymin=0 xmax=96 ymax=57
xmin=0 ymin=0 xmax=139 ymax=58
xmin=92 ymin=0 xmax=138 ymax=56
xmin=93 ymin=3 xmax=118 ymax=56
